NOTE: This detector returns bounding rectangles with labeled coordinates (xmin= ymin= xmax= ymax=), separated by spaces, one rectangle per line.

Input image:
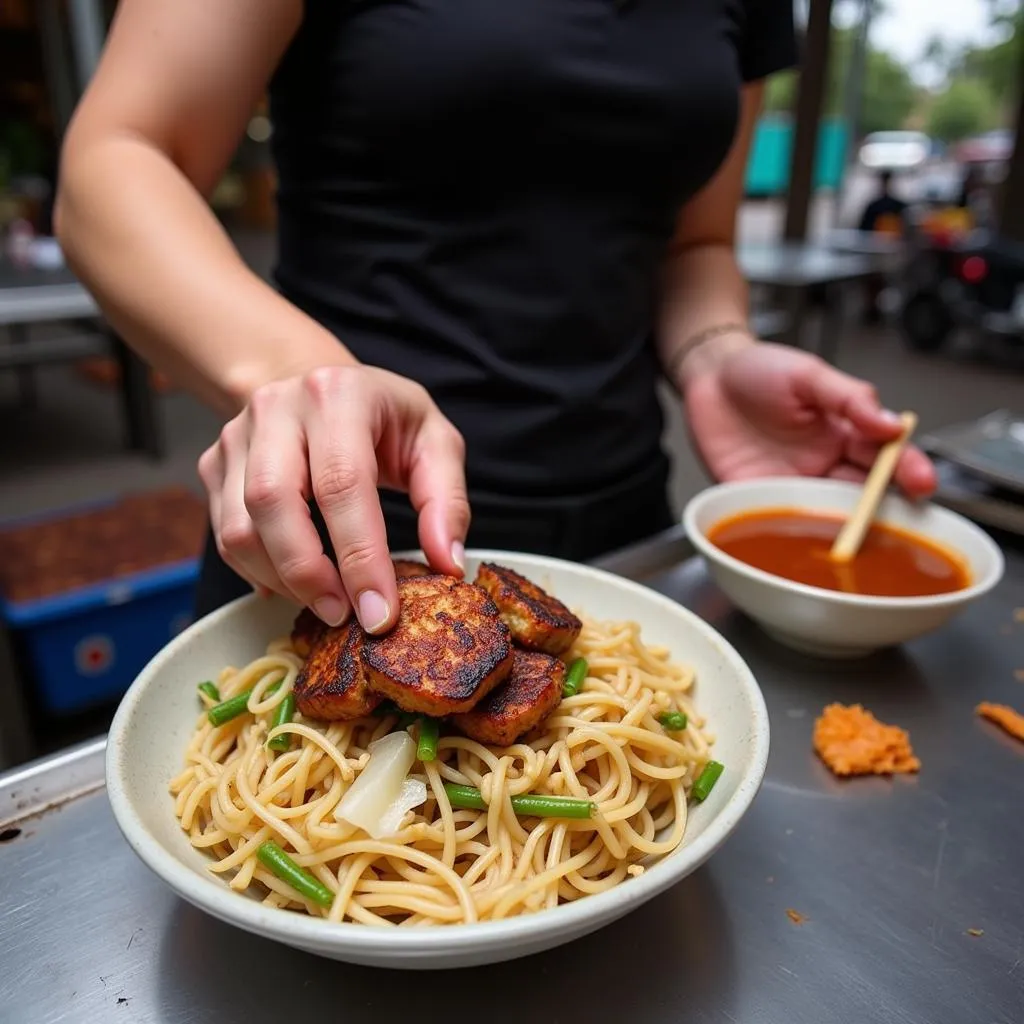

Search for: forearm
xmin=56 ymin=135 xmax=356 ymax=416
xmin=655 ymin=242 xmax=755 ymax=391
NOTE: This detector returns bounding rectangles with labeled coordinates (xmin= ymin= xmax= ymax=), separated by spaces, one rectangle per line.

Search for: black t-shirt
xmin=269 ymin=0 xmax=797 ymax=498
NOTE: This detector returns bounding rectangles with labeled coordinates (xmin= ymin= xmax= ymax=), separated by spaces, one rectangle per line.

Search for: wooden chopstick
xmin=830 ymin=411 xmax=918 ymax=563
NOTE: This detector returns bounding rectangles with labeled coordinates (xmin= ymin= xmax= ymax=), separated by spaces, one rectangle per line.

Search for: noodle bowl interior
xmin=171 ymin=572 xmax=717 ymax=927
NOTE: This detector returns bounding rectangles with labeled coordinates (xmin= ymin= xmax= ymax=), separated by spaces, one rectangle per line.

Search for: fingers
xmin=796 ymin=363 xmax=904 ymax=442
xmin=831 ymin=451 xmax=936 ymax=497
xmin=407 ymin=417 xmax=470 ymax=576
xmin=893 ymin=447 xmax=938 ymax=497
xmin=801 ymin=362 xmax=938 ymax=498
xmin=197 ymin=441 xmax=225 ymax=533
xmin=845 ymin=436 xmax=938 ymax=499
xmin=203 ymin=364 xmax=470 ymax=632
xmin=244 ymin=385 xmax=351 ymax=626
xmin=303 ymin=369 xmax=399 ymax=634
xmin=200 ymin=439 xmax=268 ymax=597
xmin=827 ymin=464 xmax=867 ymax=484
xmin=214 ymin=415 xmax=298 ymax=600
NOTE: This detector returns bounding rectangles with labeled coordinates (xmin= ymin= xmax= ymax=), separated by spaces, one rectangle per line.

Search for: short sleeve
xmin=738 ymin=0 xmax=799 ymax=83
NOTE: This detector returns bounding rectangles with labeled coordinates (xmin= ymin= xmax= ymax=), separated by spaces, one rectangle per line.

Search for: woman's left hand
xmin=682 ymin=338 xmax=938 ymax=497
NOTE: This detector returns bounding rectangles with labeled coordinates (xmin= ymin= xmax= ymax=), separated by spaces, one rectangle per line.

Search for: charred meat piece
xmin=362 ymin=575 xmax=513 ymax=716
xmin=393 ymin=558 xmax=434 ymax=579
xmin=474 ymin=563 xmax=582 ymax=655
xmin=454 ymin=649 xmax=565 ymax=746
xmin=290 ymin=607 xmax=326 ymax=658
xmin=293 ymin=621 xmax=382 ymax=721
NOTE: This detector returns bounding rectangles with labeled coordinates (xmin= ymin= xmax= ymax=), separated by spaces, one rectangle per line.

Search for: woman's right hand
xmin=198 ymin=364 xmax=469 ymax=634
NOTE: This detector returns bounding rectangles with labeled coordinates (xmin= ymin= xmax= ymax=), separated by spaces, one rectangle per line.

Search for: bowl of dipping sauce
xmin=683 ymin=478 xmax=1005 ymax=658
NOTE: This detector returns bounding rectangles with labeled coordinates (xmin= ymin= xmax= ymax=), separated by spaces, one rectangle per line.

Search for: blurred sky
xmin=871 ymin=0 xmax=1001 ymax=83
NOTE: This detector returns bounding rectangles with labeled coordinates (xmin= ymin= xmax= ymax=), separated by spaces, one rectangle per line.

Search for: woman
xmin=56 ymin=0 xmax=936 ymax=636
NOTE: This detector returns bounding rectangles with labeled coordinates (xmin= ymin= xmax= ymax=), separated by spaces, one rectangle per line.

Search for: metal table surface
xmin=0 ymin=261 xmax=162 ymax=460
xmin=735 ymin=244 xmax=879 ymax=365
xmin=2 ymin=529 xmax=1023 ymax=1024
xmin=736 ymin=243 xmax=878 ymax=289
xmin=0 ymin=265 xmax=99 ymax=326
xmin=825 ymin=229 xmax=906 ymax=260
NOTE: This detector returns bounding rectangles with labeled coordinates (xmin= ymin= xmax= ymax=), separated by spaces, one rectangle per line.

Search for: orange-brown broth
xmin=706 ymin=508 xmax=970 ymax=598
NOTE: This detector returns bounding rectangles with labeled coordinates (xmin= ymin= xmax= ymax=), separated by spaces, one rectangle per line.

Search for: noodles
xmin=170 ymin=614 xmax=713 ymax=925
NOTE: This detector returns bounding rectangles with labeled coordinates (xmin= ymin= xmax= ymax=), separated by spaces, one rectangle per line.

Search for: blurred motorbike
xmin=899 ymin=203 xmax=1024 ymax=352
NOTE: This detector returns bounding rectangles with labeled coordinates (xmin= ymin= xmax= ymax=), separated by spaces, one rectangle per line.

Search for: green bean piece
xmin=267 ymin=692 xmax=296 ymax=752
xmin=692 ymin=760 xmax=724 ymax=802
xmin=197 ymin=681 xmax=220 ymax=703
xmin=207 ymin=680 xmax=281 ymax=728
xmin=510 ymin=793 xmax=595 ymax=819
xmin=562 ymin=657 xmax=589 ymax=698
xmin=443 ymin=783 xmax=487 ymax=811
xmin=657 ymin=711 xmax=688 ymax=732
xmin=256 ymin=841 xmax=334 ymax=908
xmin=443 ymin=783 xmax=594 ymax=820
xmin=417 ymin=717 xmax=440 ymax=762
xmin=207 ymin=687 xmax=254 ymax=727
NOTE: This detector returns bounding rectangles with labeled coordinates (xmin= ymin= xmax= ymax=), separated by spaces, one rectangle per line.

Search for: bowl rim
xmin=105 ymin=549 xmax=770 ymax=955
xmin=683 ymin=477 xmax=1006 ymax=610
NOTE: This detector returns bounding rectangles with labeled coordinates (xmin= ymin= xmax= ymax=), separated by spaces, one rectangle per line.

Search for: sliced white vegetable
xmin=375 ymin=777 xmax=429 ymax=838
xmin=334 ymin=731 xmax=418 ymax=838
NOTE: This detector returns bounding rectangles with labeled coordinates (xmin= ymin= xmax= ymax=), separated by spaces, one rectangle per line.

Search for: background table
xmin=737 ymin=243 xmax=880 ymax=363
xmin=0 ymin=262 xmax=162 ymax=457
xmin=825 ymin=229 xmax=906 ymax=261
xmin=2 ymin=527 xmax=1021 ymax=1024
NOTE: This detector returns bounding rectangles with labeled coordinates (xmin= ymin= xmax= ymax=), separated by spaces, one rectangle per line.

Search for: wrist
xmin=667 ymin=326 xmax=756 ymax=391
xmin=223 ymin=337 xmax=360 ymax=412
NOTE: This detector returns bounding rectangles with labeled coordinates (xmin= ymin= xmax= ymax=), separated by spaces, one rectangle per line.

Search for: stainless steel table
xmin=0 ymin=265 xmax=98 ymax=326
xmin=0 ymin=262 xmax=162 ymax=456
xmin=825 ymin=229 xmax=906 ymax=260
xmin=2 ymin=529 xmax=1023 ymax=1024
xmin=737 ymin=243 xmax=879 ymax=364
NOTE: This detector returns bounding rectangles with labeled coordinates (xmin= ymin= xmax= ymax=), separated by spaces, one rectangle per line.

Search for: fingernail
xmin=451 ymin=541 xmax=465 ymax=572
xmin=314 ymin=596 xmax=348 ymax=627
xmin=357 ymin=590 xmax=391 ymax=633
xmin=880 ymin=409 xmax=902 ymax=427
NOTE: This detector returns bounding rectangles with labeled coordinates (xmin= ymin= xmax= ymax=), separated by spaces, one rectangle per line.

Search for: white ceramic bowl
xmin=106 ymin=550 xmax=769 ymax=970
xmin=684 ymin=478 xmax=1005 ymax=658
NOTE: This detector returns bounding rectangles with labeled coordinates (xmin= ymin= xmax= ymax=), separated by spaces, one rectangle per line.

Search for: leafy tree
xmin=764 ymin=71 xmax=798 ymax=113
xmin=921 ymin=1 xmax=1021 ymax=121
xmin=960 ymin=6 xmax=1023 ymax=103
xmin=855 ymin=49 xmax=919 ymax=135
xmin=762 ymin=27 xmax=916 ymax=136
xmin=926 ymin=78 xmax=1000 ymax=141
